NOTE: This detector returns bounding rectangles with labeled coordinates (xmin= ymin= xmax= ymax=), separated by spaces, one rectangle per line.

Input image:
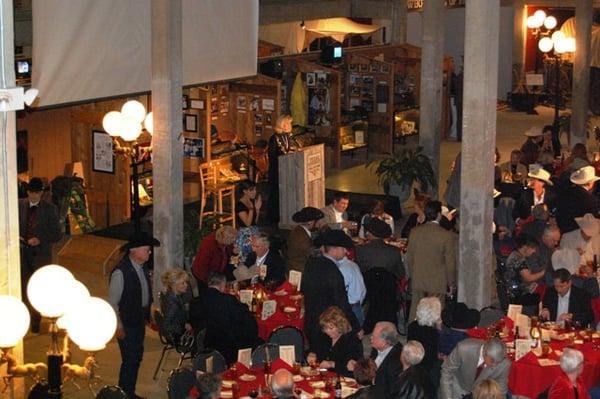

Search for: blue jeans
xmin=117 ymin=323 xmax=145 ymax=397
xmin=351 ymin=303 xmax=364 ymax=328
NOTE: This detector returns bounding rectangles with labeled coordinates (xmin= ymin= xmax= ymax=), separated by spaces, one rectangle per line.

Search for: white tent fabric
xmin=304 ymin=17 xmax=381 ymax=42
xmin=259 ymin=22 xmax=306 ymax=54
xmin=560 ymin=17 xmax=600 ymax=68
xmin=32 ymin=0 xmax=258 ymax=107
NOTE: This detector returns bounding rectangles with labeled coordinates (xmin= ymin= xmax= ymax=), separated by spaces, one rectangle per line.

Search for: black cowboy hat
xmin=364 ymin=218 xmax=392 ymax=239
xmin=316 ymin=229 xmax=354 ymax=248
xmin=292 ymin=207 xmax=324 ymax=223
xmin=27 ymin=177 xmax=44 ymax=192
xmin=122 ymin=231 xmax=161 ymax=250
xmin=442 ymin=302 xmax=480 ymax=330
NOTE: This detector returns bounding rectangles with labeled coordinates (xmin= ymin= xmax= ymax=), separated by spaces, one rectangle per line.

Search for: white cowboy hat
xmin=524 ymin=126 xmax=543 ymax=137
xmin=493 ymin=189 xmax=501 ymax=198
xmin=575 ymin=213 xmax=600 ymax=237
xmin=551 ymin=248 xmax=581 ymax=274
xmin=527 ymin=164 xmax=553 ymax=186
xmin=570 ymin=166 xmax=600 ymax=186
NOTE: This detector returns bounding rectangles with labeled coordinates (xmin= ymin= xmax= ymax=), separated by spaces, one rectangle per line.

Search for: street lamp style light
xmin=102 ymin=100 xmax=154 ymax=233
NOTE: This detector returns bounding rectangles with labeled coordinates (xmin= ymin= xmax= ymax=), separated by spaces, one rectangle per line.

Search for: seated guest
xmin=191 ymin=225 xmax=237 ymax=291
xmin=233 ymin=231 xmax=286 ymax=288
xmin=320 ymin=192 xmax=357 ymax=233
xmin=540 ymin=124 xmax=560 ymax=158
xmin=270 ymin=369 xmax=295 ymax=399
xmin=473 ymin=379 xmax=503 ymax=399
xmin=560 ymin=213 xmax=600 ymax=270
xmin=307 ymin=306 xmax=363 ymax=377
xmin=337 ymin=256 xmax=367 ymax=327
xmin=440 ymin=338 xmax=510 ymax=399
xmin=439 ymin=302 xmax=480 ymax=357
xmin=400 ymin=190 xmax=430 ymax=239
xmin=347 ymin=359 xmax=378 ymax=399
xmin=555 ymin=166 xmax=600 ymax=234
xmin=286 ymin=207 xmax=323 ymax=272
xmin=392 ymin=340 xmax=434 ymax=399
xmin=548 ymin=348 xmax=590 ymax=399
xmin=525 ymin=222 xmax=559 ymax=286
xmin=366 ymin=321 xmax=403 ymax=398
xmin=190 ymin=373 xmax=222 ymax=399
xmin=358 ymin=199 xmax=395 ymax=239
xmin=498 ymin=149 xmax=527 ymax=184
xmin=188 ymin=272 xmax=261 ymax=364
xmin=355 ymin=218 xmax=405 ymax=278
xmin=159 ymin=269 xmax=192 ymax=343
xmin=540 ymin=268 xmax=594 ymax=328
xmin=520 ymin=127 xmax=543 ymax=166
xmin=407 ymin=297 xmax=441 ymax=387
xmin=513 ymin=164 xmax=556 ymax=220
xmin=236 ymin=179 xmax=262 ymax=227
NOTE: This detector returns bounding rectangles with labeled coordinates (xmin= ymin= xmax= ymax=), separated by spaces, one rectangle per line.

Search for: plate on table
xmin=309 ymin=381 xmax=326 ymax=389
xmin=239 ymin=373 xmax=256 ymax=382
xmin=221 ymin=390 xmax=233 ymax=398
xmin=340 ymin=376 xmax=357 ymax=386
xmin=290 ymin=294 xmax=303 ymax=301
xmin=313 ymin=389 xmax=330 ymax=398
xmin=342 ymin=386 xmax=358 ymax=397
xmin=283 ymin=306 xmax=297 ymax=313
xmin=222 ymin=380 xmax=234 ymax=388
xmin=292 ymin=375 xmax=304 ymax=382
xmin=274 ymin=289 xmax=287 ymax=296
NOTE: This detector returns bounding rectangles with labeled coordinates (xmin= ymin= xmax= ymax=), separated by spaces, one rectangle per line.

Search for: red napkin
xmin=271 ymin=358 xmax=294 ymax=372
xmin=234 ymin=361 xmax=249 ymax=374
xmin=188 ymin=386 xmax=199 ymax=399
xmin=266 ymin=310 xmax=288 ymax=323
xmin=503 ymin=316 xmax=514 ymax=330
xmin=466 ymin=328 xmax=489 ymax=339
xmin=547 ymin=349 xmax=560 ymax=361
xmin=277 ymin=281 xmax=294 ymax=292
xmin=517 ymin=351 xmax=540 ymax=365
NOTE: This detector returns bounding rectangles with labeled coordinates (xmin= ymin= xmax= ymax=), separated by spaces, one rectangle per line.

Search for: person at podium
xmin=267 ymin=114 xmax=297 ymax=224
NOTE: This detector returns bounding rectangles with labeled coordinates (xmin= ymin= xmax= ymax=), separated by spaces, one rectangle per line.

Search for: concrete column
xmin=458 ymin=0 xmax=500 ymax=310
xmin=571 ymin=0 xmax=593 ymax=146
xmin=512 ymin=0 xmax=527 ymax=91
xmin=390 ymin=0 xmax=407 ymax=45
xmin=418 ymin=0 xmax=444 ymax=198
xmin=151 ymin=0 xmax=184 ymax=298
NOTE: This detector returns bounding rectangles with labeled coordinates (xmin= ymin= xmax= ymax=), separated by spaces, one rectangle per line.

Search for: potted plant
xmin=368 ymin=146 xmax=436 ymax=205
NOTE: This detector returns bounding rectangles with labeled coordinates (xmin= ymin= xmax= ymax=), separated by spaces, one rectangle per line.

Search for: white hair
xmin=482 ymin=338 xmax=506 ymax=363
xmin=401 ymin=340 xmax=425 ymax=366
xmin=560 ymin=348 xmax=584 ymax=374
xmin=416 ymin=297 xmax=442 ymax=327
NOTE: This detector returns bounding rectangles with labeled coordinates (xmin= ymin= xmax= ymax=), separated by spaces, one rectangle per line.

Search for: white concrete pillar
xmin=458 ymin=0 xmax=500 ymax=310
xmin=571 ymin=0 xmax=593 ymax=145
xmin=390 ymin=0 xmax=407 ymax=45
xmin=151 ymin=0 xmax=184 ymax=297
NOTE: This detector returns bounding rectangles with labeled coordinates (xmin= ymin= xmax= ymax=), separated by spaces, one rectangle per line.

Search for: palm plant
xmin=368 ymin=146 xmax=436 ymax=194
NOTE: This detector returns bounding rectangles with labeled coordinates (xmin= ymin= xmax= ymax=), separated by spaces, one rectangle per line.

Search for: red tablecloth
xmin=508 ymin=340 xmax=600 ymax=398
xmin=254 ymin=282 xmax=304 ymax=341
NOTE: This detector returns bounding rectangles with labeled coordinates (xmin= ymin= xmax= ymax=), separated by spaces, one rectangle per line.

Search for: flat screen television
xmin=321 ymin=45 xmax=343 ymax=64
xmin=16 ymin=58 xmax=31 ymax=79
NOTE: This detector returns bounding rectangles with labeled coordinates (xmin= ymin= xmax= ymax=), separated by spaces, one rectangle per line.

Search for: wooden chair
xmin=199 ymin=161 xmax=236 ymax=229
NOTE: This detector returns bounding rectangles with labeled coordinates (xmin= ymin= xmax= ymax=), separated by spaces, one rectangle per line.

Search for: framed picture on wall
xmin=189 ymin=99 xmax=204 ymax=109
xmin=92 ymin=130 xmax=114 ymax=174
xmin=184 ymin=114 xmax=198 ymax=132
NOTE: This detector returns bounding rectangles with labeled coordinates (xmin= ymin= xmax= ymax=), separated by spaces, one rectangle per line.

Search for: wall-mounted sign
xmin=407 ymin=0 xmax=465 ymax=11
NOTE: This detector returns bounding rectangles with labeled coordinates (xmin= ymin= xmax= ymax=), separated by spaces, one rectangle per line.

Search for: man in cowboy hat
xmin=520 ymin=126 xmax=543 ymax=166
xmin=560 ymin=213 xmax=600 ymax=271
xmin=439 ymin=302 xmax=481 ymax=356
xmin=286 ymin=206 xmax=323 ymax=272
xmin=108 ymin=231 xmax=160 ymax=399
xmin=555 ymin=165 xmax=600 ymax=233
xmin=302 ymin=230 xmax=361 ymax=356
xmin=355 ymin=218 xmax=405 ymax=278
xmin=513 ymin=164 xmax=556 ymax=220
xmin=18 ymin=177 xmax=62 ymax=333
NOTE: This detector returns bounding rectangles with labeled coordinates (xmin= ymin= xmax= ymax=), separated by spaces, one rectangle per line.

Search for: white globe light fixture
xmin=554 ymin=37 xmax=567 ymax=54
xmin=538 ymin=37 xmax=554 ymax=53
xmin=526 ymin=15 xmax=539 ymax=29
xmin=27 ymin=265 xmax=76 ymax=318
xmin=544 ymin=15 xmax=557 ymax=30
xmin=57 ymin=280 xmax=90 ymax=330
xmin=67 ymin=297 xmax=117 ymax=351
xmin=564 ymin=37 xmax=576 ymax=53
xmin=551 ymin=30 xmax=565 ymax=45
xmin=119 ymin=114 xmax=143 ymax=142
xmin=144 ymin=111 xmax=154 ymax=135
xmin=121 ymin=100 xmax=147 ymax=124
xmin=533 ymin=10 xmax=547 ymax=27
xmin=102 ymin=111 xmax=124 ymax=137
xmin=0 ymin=296 xmax=30 ymax=348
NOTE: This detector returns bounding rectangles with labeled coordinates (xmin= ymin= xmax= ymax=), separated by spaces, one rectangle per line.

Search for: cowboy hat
xmin=317 ymin=229 xmax=354 ymax=248
xmin=442 ymin=302 xmax=480 ymax=330
xmin=575 ymin=213 xmax=600 ymax=237
xmin=364 ymin=218 xmax=392 ymax=239
xmin=570 ymin=166 xmax=600 ymax=186
xmin=292 ymin=207 xmax=324 ymax=223
xmin=27 ymin=177 xmax=44 ymax=192
xmin=551 ymin=248 xmax=581 ymax=275
xmin=528 ymin=164 xmax=553 ymax=186
xmin=524 ymin=126 xmax=543 ymax=137
xmin=122 ymin=231 xmax=161 ymax=250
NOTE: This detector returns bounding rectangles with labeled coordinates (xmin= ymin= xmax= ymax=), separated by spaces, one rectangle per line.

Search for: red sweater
xmin=548 ymin=373 xmax=590 ymax=399
xmin=191 ymin=232 xmax=229 ymax=282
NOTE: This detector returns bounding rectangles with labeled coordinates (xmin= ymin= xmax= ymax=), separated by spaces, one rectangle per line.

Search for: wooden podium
xmin=278 ymin=144 xmax=325 ymax=229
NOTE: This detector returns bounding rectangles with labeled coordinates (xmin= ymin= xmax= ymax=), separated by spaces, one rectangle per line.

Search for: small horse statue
xmin=0 ymin=350 xmax=47 ymax=393
xmin=62 ymin=354 xmax=100 ymax=393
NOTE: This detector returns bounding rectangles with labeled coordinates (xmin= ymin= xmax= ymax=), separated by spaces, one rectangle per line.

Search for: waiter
xmin=109 ymin=231 xmax=160 ymax=399
xmin=267 ymin=114 xmax=297 ymax=224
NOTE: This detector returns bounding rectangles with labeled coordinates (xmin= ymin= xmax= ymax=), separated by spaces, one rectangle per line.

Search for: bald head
xmin=271 ymin=369 xmax=294 ymax=397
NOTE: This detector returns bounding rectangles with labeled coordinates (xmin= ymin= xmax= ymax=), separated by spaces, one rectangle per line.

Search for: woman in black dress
xmin=307 ymin=306 xmax=363 ymax=377
xmin=267 ymin=114 xmax=296 ymax=224
xmin=236 ymin=180 xmax=262 ymax=227
xmin=159 ymin=269 xmax=192 ymax=343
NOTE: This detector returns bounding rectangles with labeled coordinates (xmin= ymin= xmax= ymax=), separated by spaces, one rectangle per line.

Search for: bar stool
xmin=199 ymin=161 xmax=236 ymax=229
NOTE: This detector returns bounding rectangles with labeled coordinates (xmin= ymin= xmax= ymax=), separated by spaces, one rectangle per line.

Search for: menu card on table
xmin=516 ymin=314 xmax=531 ymax=337
xmin=515 ymin=339 xmax=534 ymax=361
xmin=261 ymin=300 xmax=277 ymax=320
xmin=289 ymin=270 xmax=302 ymax=290
xmin=238 ymin=348 xmax=252 ymax=368
xmin=239 ymin=290 xmax=254 ymax=309
xmin=507 ymin=304 xmax=523 ymax=323
xmin=259 ymin=264 xmax=268 ymax=280
xmin=279 ymin=345 xmax=296 ymax=366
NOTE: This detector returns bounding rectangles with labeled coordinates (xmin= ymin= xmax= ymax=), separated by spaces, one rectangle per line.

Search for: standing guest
xmin=346 ymin=359 xmax=378 ymax=399
xmin=513 ymin=165 xmax=556 ymax=220
xmin=267 ymin=115 xmax=296 ymax=224
xmin=498 ymin=149 xmax=527 ymax=184
xmin=473 ymin=379 xmax=503 ymax=399
xmin=302 ymin=230 xmax=361 ymax=356
xmin=559 ymin=213 xmax=600 ymax=270
xmin=190 ymin=225 xmax=237 ymax=292
xmin=108 ymin=231 xmax=160 ymax=399
xmin=236 ymin=180 xmax=262 ymax=227
xmin=556 ymin=166 xmax=600 ymax=233
xmin=548 ymin=348 xmax=590 ymax=399
xmin=355 ymin=218 xmax=405 ymax=278
xmin=233 ymin=231 xmax=286 ymax=287
xmin=439 ymin=302 xmax=480 ymax=357
xmin=189 ymin=373 xmax=222 ymax=399
xmin=320 ymin=192 xmax=357 ymax=233
xmin=270 ymin=369 xmax=295 ymax=399
xmin=444 ymin=152 xmax=461 ymax=210
xmin=520 ymin=126 xmax=543 ymax=166
xmin=337 ymin=256 xmax=367 ymax=327
xmin=306 ymin=306 xmax=363 ymax=377
xmin=358 ymin=199 xmax=395 ymax=239
xmin=392 ymin=340 xmax=434 ymax=399
xmin=406 ymin=200 xmax=457 ymax=321
xmin=286 ymin=207 xmax=323 ymax=272
xmin=188 ymin=272 xmax=260 ymax=364
xmin=407 ymin=297 xmax=442 ymax=382
xmin=540 ymin=268 xmax=594 ymax=328
xmin=440 ymin=338 xmax=511 ymax=399
xmin=18 ymin=177 xmax=62 ymax=333
xmin=159 ymin=269 xmax=192 ymax=343
xmin=368 ymin=321 xmax=403 ymax=398
xmin=401 ymin=190 xmax=430 ymax=239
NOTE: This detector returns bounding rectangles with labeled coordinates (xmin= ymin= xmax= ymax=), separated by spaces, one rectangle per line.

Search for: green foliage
xmin=368 ymin=147 xmax=436 ymax=194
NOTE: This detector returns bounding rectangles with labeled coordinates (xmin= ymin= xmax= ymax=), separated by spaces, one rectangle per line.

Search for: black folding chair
xmin=268 ymin=326 xmax=305 ymax=364
xmin=192 ymin=349 xmax=227 ymax=374
xmin=153 ymin=309 xmax=195 ymax=380
xmin=251 ymin=343 xmax=280 ymax=368
xmin=167 ymin=367 xmax=196 ymax=399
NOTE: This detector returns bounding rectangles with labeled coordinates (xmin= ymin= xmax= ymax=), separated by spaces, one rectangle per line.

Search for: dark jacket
xmin=286 ymin=225 xmax=313 ymax=273
xmin=244 ymin=249 xmax=287 ymax=288
xmin=160 ymin=291 xmax=188 ymax=342
xmin=371 ymin=343 xmax=403 ymax=398
xmin=346 ymin=386 xmax=378 ymax=399
xmin=188 ymin=287 xmax=261 ymax=364
xmin=112 ymin=257 xmax=152 ymax=327
xmin=542 ymin=284 xmax=594 ymax=327
xmin=391 ymin=365 xmax=434 ymax=399
xmin=555 ymin=184 xmax=599 ymax=233
xmin=315 ymin=332 xmax=363 ymax=377
xmin=407 ymin=322 xmax=439 ymax=371
xmin=355 ymin=239 xmax=405 ymax=278
xmin=302 ymin=255 xmax=360 ymax=355
xmin=18 ymin=198 xmax=62 ymax=271
xmin=513 ymin=187 xmax=557 ymax=220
